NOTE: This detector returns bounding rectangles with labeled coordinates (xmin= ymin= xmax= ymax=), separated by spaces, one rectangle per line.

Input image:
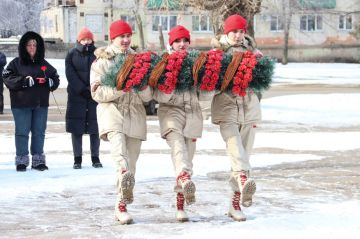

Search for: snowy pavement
xmin=1 ymin=63 xmax=360 ymax=238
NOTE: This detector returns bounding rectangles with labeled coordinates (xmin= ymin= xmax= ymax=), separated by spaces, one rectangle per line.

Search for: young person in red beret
xmin=153 ymin=25 xmax=211 ymax=222
xmin=211 ymin=14 xmax=262 ymax=221
xmin=90 ymin=20 xmax=152 ymax=224
xmin=65 ymin=27 xmax=102 ymax=170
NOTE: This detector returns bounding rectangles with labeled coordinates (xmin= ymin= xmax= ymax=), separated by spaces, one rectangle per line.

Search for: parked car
xmin=144 ymin=99 xmax=158 ymax=115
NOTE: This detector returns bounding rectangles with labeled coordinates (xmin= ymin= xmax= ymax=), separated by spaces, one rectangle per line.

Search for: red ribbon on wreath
xmin=158 ymin=50 xmax=188 ymax=94
xmin=232 ymin=51 xmax=257 ymax=96
xmin=199 ymin=49 xmax=223 ymax=91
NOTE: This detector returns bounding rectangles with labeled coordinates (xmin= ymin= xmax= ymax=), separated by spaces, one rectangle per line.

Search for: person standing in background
xmin=2 ymin=31 xmax=60 ymax=171
xmin=65 ymin=27 xmax=102 ymax=169
xmin=0 ymin=51 xmax=7 ymax=114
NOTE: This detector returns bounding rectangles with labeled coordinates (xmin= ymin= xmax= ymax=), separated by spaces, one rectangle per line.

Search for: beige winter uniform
xmin=91 ymin=44 xmax=152 ymax=201
xmin=211 ymin=35 xmax=261 ymax=191
xmin=154 ymin=88 xmax=208 ymax=177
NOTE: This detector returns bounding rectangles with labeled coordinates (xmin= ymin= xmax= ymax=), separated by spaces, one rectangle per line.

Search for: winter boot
xmin=115 ymin=201 xmax=133 ymax=225
xmin=175 ymin=192 xmax=189 ymax=222
xmin=15 ymin=155 xmax=29 ymax=172
xmin=31 ymin=154 xmax=48 ymax=171
xmin=119 ymin=170 xmax=135 ymax=204
xmin=238 ymin=172 xmax=256 ymax=207
xmin=91 ymin=156 xmax=103 ymax=168
xmin=176 ymin=171 xmax=196 ymax=205
xmin=228 ymin=191 xmax=246 ymax=221
xmin=73 ymin=156 xmax=82 ymax=169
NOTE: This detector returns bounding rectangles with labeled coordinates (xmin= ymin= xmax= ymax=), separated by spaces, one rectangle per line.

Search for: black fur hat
xmin=18 ymin=31 xmax=45 ymax=64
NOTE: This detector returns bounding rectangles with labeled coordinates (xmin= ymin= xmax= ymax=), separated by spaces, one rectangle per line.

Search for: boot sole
xmin=229 ymin=213 xmax=247 ymax=222
xmin=115 ymin=217 xmax=133 ymax=225
xmin=241 ymin=179 xmax=256 ymax=207
xmin=176 ymin=217 xmax=189 ymax=222
xmin=120 ymin=172 xmax=135 ymax=204
xmin=182 ymin=180 xmax=196 ymax=205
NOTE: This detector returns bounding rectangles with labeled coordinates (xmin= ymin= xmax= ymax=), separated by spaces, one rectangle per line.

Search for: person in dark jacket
xmin=2 ymin=31 xmax=60 ymax=171
xmin=65 ymin=27 xmax=102 ymax=169
xmin=0 ymin=51 xmax=6 ymax=114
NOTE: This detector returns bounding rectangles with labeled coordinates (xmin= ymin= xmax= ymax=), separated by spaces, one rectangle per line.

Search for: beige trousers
xmin=219 ymin=122 xmax=256 ymax=191
xmin=166 ymin=131 xmax=196 ymax=191
xmin=107 ymin=131 xmax=141 ymax=201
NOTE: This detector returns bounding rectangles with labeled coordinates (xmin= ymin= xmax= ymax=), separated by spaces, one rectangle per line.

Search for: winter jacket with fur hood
xmin=2 ymin=31 xmax=60 ymax=108
xmin=210 ymin=34 xmax=261 ymax=126
xmin=91 ymin=44 xmax=152 ymax=141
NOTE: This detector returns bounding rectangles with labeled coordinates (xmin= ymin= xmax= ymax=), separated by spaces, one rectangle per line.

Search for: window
xmin=152 ymin=15 xmax=177 ymax=31
xmin=192 ymin=16 xmax=212 ymax=32
xmin=300 ymin=15 xmax=322 ymax=31
xmin=270 ymin=15 xmax=284 ymax=31
xmin=339 ymin=15 xmax=352 ymax=30
xmin=80 ymin=12 xmax=84 ymax=17
xmin=58 ymin=0 xmax=62 ymax=5
xmin=120 ymin=15 xmax=136 ymax=32
xmin=80 ymin=0 xmax=84 ymax=3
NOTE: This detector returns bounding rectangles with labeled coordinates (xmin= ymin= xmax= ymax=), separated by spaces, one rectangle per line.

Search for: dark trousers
xmin=71 ymin=133 xmax=100 ymax=157
xmin=0 ymin=78 xmax=4 ymax=113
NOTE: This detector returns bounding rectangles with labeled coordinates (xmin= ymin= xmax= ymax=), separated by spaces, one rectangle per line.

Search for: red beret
xmin=168 ymin=25 xmax=190 ymax=45
xmin=224 ymin=14 xmax=247 ymax=34
xmin=110 ymin=20 xmax=132 ymax=40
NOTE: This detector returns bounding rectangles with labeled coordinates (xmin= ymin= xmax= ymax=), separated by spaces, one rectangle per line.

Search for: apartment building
xmin=40 ymin=0 xmax=359 ymax=61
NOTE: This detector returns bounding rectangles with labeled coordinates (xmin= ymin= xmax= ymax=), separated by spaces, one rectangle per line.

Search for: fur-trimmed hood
xmin=18 ymin=31 xmax=45 ymax=64
xmin=94 ymin=45 xmax=135 ymax=60
xmin=211 ymin=34 xmax=256 ymax=52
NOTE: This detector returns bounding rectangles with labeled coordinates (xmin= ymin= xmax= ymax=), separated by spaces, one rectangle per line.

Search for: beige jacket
xmin=154 ymin=88 xmax=210 ymax=139
xmin=210 ymin=35 xmax=261 ymax=125
xmin=91 ymin=45 xmax=152 ymax=141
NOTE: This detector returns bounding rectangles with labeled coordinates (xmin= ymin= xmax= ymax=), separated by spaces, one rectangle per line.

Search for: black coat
xmin=65 ymin=42 xmax=98 ymax=135
xmin=2 ymin=32 xmax=60 ymax=108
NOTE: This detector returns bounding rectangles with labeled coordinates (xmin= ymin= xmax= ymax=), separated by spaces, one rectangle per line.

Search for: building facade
xmin=40 ymin=0 xmax=360 ymax=61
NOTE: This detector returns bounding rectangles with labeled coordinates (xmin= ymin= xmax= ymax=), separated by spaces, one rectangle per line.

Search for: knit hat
xmin=109 ymin=20 xmax=132 ymax=40
xmin=224 ymin=14 xmax=247 ymax=34
xmin=77 ymin=27 xmax=94 ymax=42
xmin=168 ymin=25 xmax=190 ymax=46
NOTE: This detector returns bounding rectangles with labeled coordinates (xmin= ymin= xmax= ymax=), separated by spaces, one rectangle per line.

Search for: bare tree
xmin=183 ymin=0 xmax=262 ymax=37
xmin=0 ymin=0 xmax=43 ymax=35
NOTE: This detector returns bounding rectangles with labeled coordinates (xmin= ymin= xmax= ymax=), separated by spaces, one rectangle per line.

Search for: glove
xmin=80 ymin=89 xmax=92 ymax=99
xmin=23 ymin=76 xmax=35 ymax=88
xmin=48 ymin=78 xmax=54 ymax=88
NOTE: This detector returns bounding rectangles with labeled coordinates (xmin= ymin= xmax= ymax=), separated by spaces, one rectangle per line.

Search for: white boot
xmin=238 ymin=172 xmax=256 ymax=207
xmin=119 ymin=170 xmax=135 ymax=204
xmin=228 ymin=191 xmax=246 ymax=221
xmin=176 ymin=171 xmax=196 ymax=205
xmin=176 ymin=192 xmax=189 ymax=222
xmin=115 ymin=201 xmax=133 ymax=225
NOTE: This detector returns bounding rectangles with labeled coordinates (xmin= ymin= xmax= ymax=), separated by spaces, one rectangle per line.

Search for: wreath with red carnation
xmin=199 ymin=49 xmax=223 ymax=91
xmin=157 ymin=50 xmax=188 ymax=94
xmin=231 ymin=51 xmax=257 ymax=96
xmin=123 ymin=52 xmax=153 ymax=92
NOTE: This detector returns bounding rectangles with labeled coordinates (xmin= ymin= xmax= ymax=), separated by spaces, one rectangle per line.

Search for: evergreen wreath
xmin=101 ymin=54 xmax=127 ymax=88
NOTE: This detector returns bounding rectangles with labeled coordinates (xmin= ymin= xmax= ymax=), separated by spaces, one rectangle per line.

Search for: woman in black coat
xmin=3 ymin=31 xmax=60 ymax=171
xmin=65 ymin=27 xmax=102 ymax=169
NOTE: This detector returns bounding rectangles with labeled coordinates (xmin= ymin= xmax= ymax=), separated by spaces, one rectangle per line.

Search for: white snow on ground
xmin=1 ymin=63 xmax=360 ymax=238
xmin=274 ymin=63 xmax=360 ymax=85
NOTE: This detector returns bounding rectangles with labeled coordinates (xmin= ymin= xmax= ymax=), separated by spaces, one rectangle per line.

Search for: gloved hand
xmin=23 ymin=76 xmax=35 ymax=88
xmin=80 ymin=89 xmax=92 ymax=99
xmin=46 ymin=78 xmax=56 ymax=91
